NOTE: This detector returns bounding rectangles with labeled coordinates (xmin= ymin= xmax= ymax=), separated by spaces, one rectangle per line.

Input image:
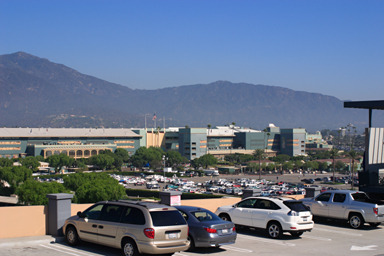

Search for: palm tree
xmin=263 ymin=128 xmax=268 ymax=149
xmin=253 ymin=149 xmax=265 ymax=180
xmin=329 ymin=148 xmax=339 ymax=183
xmin=348 ymin=150 xmax=358 ymax=189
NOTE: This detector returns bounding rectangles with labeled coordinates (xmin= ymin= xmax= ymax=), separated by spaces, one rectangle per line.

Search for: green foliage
xmin=318 ymin=161 xmax=329 ymax=170
xmin=46 ymin=154 xmax=74 ymax=172
xmin=335 ymin=160 xmax=345 ymax=170
xmin=0 ymin=166 xmax=32 ymax=194
xmin=75 ymin=179 xmax=126 ymax=204
xmin=20 ymin=156 xmax=40 ymax=172
xmin=35 ymin=155 xmax=45 ymax=162
xmin=0 ymin=158 xmax=13 ymax=167
xmin=63 ymin=172 xmax=126 ymax=203
xmin=131 ymin=146 xmax=166 ymax=169
xmin=191 ymin=154 xmax=217 ymax=169
xmin=16 ymin=179 xmax=70 ymax=205
xmin=282 ymin=161 xmax=293 ymax=170
xmin=89 ymin=154 xmax=114 ymax=170
xmin=115 ymin=148 xmax=130 ymax=162
xmin=271 ymin=154 xmax=290 ymax=163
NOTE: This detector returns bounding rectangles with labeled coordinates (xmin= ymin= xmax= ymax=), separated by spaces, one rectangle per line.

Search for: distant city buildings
xmin=0 ymin=124 xmax=332 ymax=160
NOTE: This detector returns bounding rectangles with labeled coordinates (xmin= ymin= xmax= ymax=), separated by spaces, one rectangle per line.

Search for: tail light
xmin=287 ymin=210 xmax=299 ymax=216
xmin=144 ymin=228 xmax=155 ymax=239
xmin=373 ymin=207 xmax=378 ymax=215
xmin=232 ymin=226 xmax=236 ymax=232
xmin=203 ymin=227 xmax=217 ymax=233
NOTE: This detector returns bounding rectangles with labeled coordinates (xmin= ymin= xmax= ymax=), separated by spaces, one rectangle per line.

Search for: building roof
xmin=344 ymin=100 xmax=384 ymax=110
xmin=0 ymin=128 xmax=142 ymax=138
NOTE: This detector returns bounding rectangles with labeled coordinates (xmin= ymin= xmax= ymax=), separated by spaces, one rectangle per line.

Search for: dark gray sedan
xmin=175 ymin=206 xmax=237 ymax=251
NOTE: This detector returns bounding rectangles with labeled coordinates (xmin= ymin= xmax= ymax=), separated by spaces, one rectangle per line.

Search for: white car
xmin=215 ymin=197 xmax=314 ymax=238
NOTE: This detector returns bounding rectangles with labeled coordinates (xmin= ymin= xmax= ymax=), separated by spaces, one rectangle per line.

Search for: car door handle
xmin=92 ymin=224 xmax=97 ymax=228
xmin=98 ymin=225 xmax=104 ymax=229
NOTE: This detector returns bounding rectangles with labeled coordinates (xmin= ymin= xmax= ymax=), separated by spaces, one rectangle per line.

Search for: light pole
xmin=162 ymin=155 xmax=168 ymax=183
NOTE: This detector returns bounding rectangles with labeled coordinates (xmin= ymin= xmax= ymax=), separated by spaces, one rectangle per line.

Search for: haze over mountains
xmin=0 ymin=52 xmax=380 ymax=132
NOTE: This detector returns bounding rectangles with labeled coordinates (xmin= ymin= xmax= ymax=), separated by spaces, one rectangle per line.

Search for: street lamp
xmin=162 ymin=155 xmax=168 ymax=183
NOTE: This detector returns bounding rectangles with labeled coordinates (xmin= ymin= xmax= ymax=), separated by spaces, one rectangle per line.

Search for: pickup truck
xmin=301 ymin=190 xmax=384 ymax=229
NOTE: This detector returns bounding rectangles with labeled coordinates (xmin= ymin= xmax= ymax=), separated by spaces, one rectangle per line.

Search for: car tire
xmin=122 ymin=238 xmax=139 ymax=256
xmin=369 ymin=222 xmax=381 ymax=227
xmin=219 ymin=214 xmax=231 ymax=222
xmin=267 ymin=222 xmax=283 ymax=239
xmin=290 ymin=231 xmax=303 ymax=237
xmin=349 ymin=213 xmax=364 ymax=229
xmin=66 ymin=226 xmax=79 ymax=246
xmin=187 ymin=235 xmax=195 ymax=251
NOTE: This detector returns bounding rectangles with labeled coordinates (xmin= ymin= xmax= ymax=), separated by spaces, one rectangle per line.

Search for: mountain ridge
xmin=0 ymin=51 xmax=379 ymax=132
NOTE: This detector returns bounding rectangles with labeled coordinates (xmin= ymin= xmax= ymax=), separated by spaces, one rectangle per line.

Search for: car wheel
xmin=66 ymin=226 xmax=79 ymax=246
xmin=267 ymin=222 xmax=283 ymax=239
xmin=219 ymin=214 xmax=231 ymax=222
xmin=369 ymin=222 xmax=381 ymax=227
xmin=290 ymin=231 xmax=303 ymax=237
xmin=122 ymin=238 xmax=139 ymax=256
xmin=187 ymin=235 xmax=195 ymax=251
xmin=349 ymin=213 xmax=364 ymax=229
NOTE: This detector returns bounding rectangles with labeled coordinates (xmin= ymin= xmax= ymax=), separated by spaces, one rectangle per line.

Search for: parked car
xmin=301 ymin=190 xmax=384 ymax=228
xmin=63 ymin=200 xmax=190 ymax=256
xmin=215 ymin=197 xmax=314 ymax=238
xmin=175 ymin=206 xmax=237 ymax=251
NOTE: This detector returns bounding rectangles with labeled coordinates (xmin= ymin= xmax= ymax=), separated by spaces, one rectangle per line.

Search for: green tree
xmin=0 ymin=166 xmax=32 ymax=194
xmin=35 ymin=155 xmax=45 ymax=162
xmin=115 ymin=148 xmax=130 ymax=162
xmin=0 ymin=158 xmax=13 ymax=167
xmin=165 ymin=151 xmax=184 ymax=167
xmin=75 ymin=179 xmax=126 ymax=204
xmin=348 ymin=150 xmax=358 ymax=189
xmin=248 ymin=162 xmax=258 ymax=173
xmin=318 ymin=161 xmax=329 ymax=171
xmin=267 ymin=163 xmax=275 ymax=172
xmin=89 ymin=154 xmax=115 ymax=170
xmin=253 ymin=149 xmax=265 ymax=179
xmin=16 ymin=179 xmax=70 ymax=205
xmin=46 ymin=154 xmax=74 ymax=173
xmin=20 ymin=156 xmax=40 ymax=172
xmin=294 ymin=160 xmax=303 ymax=170
xmin=335 ymin=160 xmax=345 ymax=171
xmin=329 ymin=148 xmax=340 ymax=183
xmin=282 ymin=161 xmax=293 ymax=171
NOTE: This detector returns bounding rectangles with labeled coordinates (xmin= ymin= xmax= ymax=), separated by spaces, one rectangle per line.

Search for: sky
xmin=1 ymin=0 xmax=383 ymax=101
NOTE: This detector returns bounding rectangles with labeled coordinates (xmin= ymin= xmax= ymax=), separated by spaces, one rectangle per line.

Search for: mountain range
xmin=0 ymin=51 xmax=380 ymax=132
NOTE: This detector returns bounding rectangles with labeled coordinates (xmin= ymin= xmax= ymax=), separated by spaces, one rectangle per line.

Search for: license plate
xmin=222 ymin=229 xmax=228 ymax=234
xmin=303 ymin=217 xmax=308 ymax=222
xmin=168 ymin=233 xmax=177 ymax=239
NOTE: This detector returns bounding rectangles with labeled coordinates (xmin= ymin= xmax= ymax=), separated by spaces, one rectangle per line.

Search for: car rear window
xmin=150 ymin=210 xmax=187 ymax=226
xmin=191 ymin=210 xmax=221 ymax=222
xmin=284 ymin=201 xmax=309 ymax=212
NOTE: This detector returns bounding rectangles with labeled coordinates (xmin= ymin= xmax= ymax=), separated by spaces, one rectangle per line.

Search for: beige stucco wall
xmin=181 ymin=197 xmax=242 ymax=212
xmin=0 ymin=205 xmax=47 ymax=239
xmin=71 ymin=203 xmax=93 ymax=216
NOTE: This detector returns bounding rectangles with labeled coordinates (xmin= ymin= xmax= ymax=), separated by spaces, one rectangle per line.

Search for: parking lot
xmin=1 ymin=221 xmax=383 ymax=256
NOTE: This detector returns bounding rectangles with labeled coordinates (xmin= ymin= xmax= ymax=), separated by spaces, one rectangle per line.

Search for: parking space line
xmin=41 ymin=243 xmax=101 ymax=256
xmin=302 ymin=235 xmax=332 ymax=241
xmin=314 ymin=228 xmax=362 ymax=236
xmin=40 ymin=244 xmax=81 ymax=256
xmin=237 ymin=234 xmax=295 ymax=247
xmin=175 ymin=253 xmax=190 ymax=256
xmin=221 ymin=245 xmax=252 ymax=252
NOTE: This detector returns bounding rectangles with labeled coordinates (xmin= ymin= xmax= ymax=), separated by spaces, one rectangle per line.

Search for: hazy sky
xmin=1 ymin=0 xmax=383 ymax=101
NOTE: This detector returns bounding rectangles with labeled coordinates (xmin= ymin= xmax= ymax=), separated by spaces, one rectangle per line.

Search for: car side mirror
xmin=77 ymin=211 xmax=85 ymax=218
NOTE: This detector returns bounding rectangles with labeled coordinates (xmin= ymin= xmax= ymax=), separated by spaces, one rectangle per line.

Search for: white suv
xmin=215 ymin=197 xmax=314 ymax=238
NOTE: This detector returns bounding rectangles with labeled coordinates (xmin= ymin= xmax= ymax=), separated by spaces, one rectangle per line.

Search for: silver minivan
xmin=63 ymin=200 xmax=190 ymax=256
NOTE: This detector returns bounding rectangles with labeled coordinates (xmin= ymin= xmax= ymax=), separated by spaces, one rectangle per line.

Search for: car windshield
xmin=191 ymin=210 xmax=221 ymax=222
xmin=150 ymin=210 xmax=187 ymax=226
xmin=283 ymin=201 xmax=309 ymax=212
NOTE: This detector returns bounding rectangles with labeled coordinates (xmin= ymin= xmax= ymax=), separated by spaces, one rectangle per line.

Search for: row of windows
xmin=0 ymin=147 xmax=21 ymax=150
xmin=0 ymin=141 xmax=21 ymax=145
